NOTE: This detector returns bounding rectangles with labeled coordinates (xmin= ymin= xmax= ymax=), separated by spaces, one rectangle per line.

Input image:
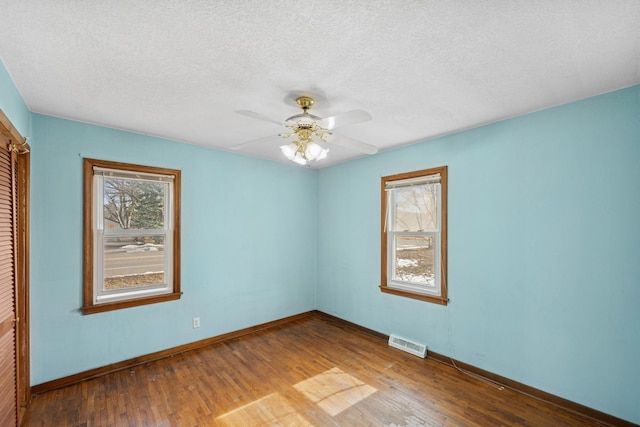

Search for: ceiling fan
xmin=232 ymin=96 xmax=378 ymax=165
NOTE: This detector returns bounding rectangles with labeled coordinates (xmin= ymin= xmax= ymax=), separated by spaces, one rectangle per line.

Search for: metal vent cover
xmin=388 ymin=334 xmax=427 ymax=358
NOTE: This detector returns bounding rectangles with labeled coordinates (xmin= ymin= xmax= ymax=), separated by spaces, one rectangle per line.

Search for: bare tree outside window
xmin=103 ymin=178 xmax=165 ymax=230
xmin=394 ymin=184 xmax=437 ymax=232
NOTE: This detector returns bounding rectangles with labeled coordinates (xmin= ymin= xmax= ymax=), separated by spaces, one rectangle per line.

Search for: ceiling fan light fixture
xmin=280 ymin=139 xmax=328 ymax=165
xmin=234 ymin=95 xmax=376 ymax=164
xmin=305 ymin=142 xmax=329 ymax=161
xmin=292 ymin=151 xmax=308 ymax=166
xmin=280 ymin=142 xmax=298 ymax=160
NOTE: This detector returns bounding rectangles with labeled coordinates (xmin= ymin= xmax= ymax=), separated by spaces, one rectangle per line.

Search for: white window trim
xmin=92 ymin=172 xmax=175 ymax=304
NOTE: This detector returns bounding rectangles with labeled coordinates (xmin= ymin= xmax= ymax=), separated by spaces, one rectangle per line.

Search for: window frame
xmin=380 ymin=166 xmax=448 ymax=305
xmin=82 ymin=158 xmax=181 ymax=314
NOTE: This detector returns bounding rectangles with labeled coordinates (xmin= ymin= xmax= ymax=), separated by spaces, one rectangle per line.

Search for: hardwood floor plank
xmin=23 ymin=314 xmax=616 ymax=426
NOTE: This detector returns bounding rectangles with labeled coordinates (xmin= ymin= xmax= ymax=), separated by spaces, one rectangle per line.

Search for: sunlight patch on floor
xmin=293 ymin=367 xmax=377 ymax=417
xmin=216 ymin=392 xmax=313 ymax=426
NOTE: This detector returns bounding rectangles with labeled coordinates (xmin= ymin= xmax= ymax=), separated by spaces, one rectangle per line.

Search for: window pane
xmin=103 ymin=177 xmax=166 ymax=230
xmin=393 ymin=236 xmax=435 ymax=286
xmin=103 ymin=235 xmax=165 ymax=290
xmin=393 ymin=184 xmax=438 ymax=232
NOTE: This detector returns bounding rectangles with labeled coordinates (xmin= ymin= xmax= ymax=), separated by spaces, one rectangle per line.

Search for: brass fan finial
xmin=296 ymin=96 xmax=315 ymax=111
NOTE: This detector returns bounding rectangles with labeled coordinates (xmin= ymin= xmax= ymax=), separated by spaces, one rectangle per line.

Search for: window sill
xmin=81 ymin=292 xmax=182 ymax=315
xmin=379 ymin=285 xmax=448 ymax=305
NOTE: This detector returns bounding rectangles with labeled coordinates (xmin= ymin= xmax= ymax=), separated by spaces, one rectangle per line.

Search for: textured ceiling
xmin=1 ymin=1 xmax=639 ymax=167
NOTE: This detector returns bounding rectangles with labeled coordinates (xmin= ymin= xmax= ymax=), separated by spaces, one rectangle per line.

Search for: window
xmin=82 ymin=158 xmax=181 ymax=314
xmin=380 ymin=166 xmax=447 ymax=305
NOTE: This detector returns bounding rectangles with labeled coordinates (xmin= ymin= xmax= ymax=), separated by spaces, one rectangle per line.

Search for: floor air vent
xmin=388 ymin=334 xmax=427 ymax=358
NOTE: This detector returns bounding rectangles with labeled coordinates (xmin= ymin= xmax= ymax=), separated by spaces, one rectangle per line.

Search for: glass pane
xmin=103 ymin=235 xmax=165 ymax=290
xmin=393 ymin=183 xmax=438 ymax=232
xmin=393 ymin=236 xmax=435 ymax=286
xmin=103 ymin=177 xmax=166 ymax=230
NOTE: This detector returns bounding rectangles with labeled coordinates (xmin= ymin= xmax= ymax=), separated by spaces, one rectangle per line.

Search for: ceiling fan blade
xmin=330 ymin=134 xmax=378 ymax=155
xmin=235 ymin=110 xmax=284 ymax=127
xmin=230 ymin=135 xmax=284 ymax=151
xmin=317 ymin=110 xmax=372 ymax=130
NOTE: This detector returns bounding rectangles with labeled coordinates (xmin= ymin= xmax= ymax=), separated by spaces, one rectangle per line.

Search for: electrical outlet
xmin=192 ymin=317 xmax=200 ymax=328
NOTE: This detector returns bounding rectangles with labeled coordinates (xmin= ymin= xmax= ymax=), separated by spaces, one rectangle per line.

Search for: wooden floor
xmin=23 ymin=314 xmax=608 ymax=426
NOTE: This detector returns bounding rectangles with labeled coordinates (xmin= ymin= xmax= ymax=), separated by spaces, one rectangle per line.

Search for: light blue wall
xmin=317 ymin=85 xmax=640 ymax=423
xmin=30 ymin=114 xmax=317 ymax=384
xmin=0 ymin=58 xmax=31 ymax=137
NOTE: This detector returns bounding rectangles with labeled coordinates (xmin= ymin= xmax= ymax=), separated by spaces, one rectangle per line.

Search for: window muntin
xmin=83 ymin=159 xmax=181 ymax=314
xmin=381 ymin=167 xmax=447 ymax=305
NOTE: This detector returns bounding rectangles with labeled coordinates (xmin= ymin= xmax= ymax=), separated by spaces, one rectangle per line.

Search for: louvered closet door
xmin=0 ymin=135 xmax=17 ymax=427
